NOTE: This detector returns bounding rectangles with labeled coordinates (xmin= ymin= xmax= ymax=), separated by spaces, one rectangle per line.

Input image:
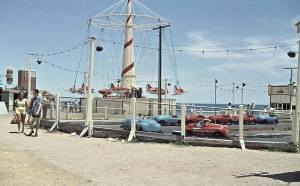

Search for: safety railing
xmin=43 ymin=95 xmax=298 ymax=150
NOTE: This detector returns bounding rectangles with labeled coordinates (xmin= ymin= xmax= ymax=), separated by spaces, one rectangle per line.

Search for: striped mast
xmin=121 ymin=0 xmax=135 ymax=88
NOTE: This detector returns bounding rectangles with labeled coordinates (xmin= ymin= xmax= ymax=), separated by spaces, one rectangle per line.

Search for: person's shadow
xmin=234 ymin=171 xmax=300 ymax=184
xmin=8 ymin=131 xmax=19 ymax=134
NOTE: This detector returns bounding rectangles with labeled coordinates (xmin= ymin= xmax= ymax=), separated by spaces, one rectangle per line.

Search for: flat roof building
xmin=268 ymin=84 xmax=296 ymax=111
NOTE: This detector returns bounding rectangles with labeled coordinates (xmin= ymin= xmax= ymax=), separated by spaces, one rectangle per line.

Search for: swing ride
xmin=53 ymin=0 xmax=186 ymax=98
xmin=89 ymin=0 xmax=186 ymax=98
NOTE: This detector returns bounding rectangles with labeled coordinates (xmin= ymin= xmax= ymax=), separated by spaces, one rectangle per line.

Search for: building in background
xmin=268 ymin=84 xmax=296 ymax=111
xmin=18 ymin=70 xmax=36 ymax=91
xmin=0 ymin=69 xmax=37 ymax=111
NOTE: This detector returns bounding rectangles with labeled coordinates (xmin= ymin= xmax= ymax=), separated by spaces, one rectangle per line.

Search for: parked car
xmin=152 ymin=115 xmax=181 ymax=126
xmin=186 ymin=120 xmax=229 ymax=138
xmin=208 ymin=114 xmax=256 ymax=125
xmin=185 ymin=114 xmax=206 ymax=124
xmin=256 ymin=113 xmax=278 ymax=124
xmin=122 ymin=117 xmax=162 ymax=132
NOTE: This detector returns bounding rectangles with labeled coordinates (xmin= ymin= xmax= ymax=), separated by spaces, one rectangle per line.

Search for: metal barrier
xmin=43 ymin=95 xmax=298 ymax=150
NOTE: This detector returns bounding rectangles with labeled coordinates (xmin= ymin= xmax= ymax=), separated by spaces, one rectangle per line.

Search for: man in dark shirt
xmin=27 ymin=89 xmax=42 ymax=137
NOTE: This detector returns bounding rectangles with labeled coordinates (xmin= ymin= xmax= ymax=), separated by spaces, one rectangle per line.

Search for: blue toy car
xmin=152 ymin=115 xmax=181 ymax=126
xmin=122 ymin=117 xmax=162 ymax=132
xmin=256 ymin=113 xmax=278 ymax=124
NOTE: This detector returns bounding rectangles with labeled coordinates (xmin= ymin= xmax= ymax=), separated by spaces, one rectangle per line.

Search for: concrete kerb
xmin=40 ymin=119 xmax=297 ymax=152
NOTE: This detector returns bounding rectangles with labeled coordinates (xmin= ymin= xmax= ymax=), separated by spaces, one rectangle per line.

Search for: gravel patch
xmin=0 ymin=113 xmax=299 ymax=186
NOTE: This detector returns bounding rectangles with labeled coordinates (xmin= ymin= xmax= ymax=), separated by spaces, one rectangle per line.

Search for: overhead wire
xmin=97 ymin=38 xmax=297 ymax=55
xmin=73 ymin=22 xmax=91 ymax=89
xmin=32 ymin=41 xmax=88 ymax=57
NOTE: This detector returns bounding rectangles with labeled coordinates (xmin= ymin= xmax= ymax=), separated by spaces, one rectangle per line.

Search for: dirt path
xmin=0 ymin=113 xmax=299 ymax=186
xmin=0 ymin=144 xmax=90 ymax=186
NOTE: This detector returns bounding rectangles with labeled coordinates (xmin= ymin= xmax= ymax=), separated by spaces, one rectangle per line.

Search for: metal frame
xmin=90 ymin=0 xmax=170 ymax=31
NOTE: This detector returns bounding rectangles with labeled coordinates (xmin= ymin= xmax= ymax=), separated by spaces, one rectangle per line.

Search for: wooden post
xmin=128 ymin=97 xmax=136 ymax=142
xmin=181 ymin=102 xmax=186 ymax=141
xmin=239 ymin=105 xmax=245 ymax=150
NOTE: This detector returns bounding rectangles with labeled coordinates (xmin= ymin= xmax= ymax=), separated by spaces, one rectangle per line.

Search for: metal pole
xmin=86 ymin=37 xmax=96 ymax=137
xmin=164 ymin=79 xmax=167 ymax=114
xmin=153 ymin=24 xmax=170 ymax=115
xmin=181 ymin=102 xmax=186 ymax=141
xmin=239 ymin=105 xmax=245 ymax=150
xmin=50 ymin=93 xmax=60 ymax=132
xmin=232 ymin=83 xmax=235 ymax=105
xmin=291 ymin=69 xmax=293 ymax=112
xmin=214 ymin=80 xmax=217 ymax=107
xmin=214 ymin=79 xmax=217 ymax=121
xmin=241 ymin=87 xmax=244 ymax=105
xmin=284 ymin=67 xmax=297 ymax=112
xmin=27 ymin=53 xmax=33 ymax=100
xmin=158 ymin=27 xmax=162 ymax=115
xmin=294 ymin=40 xmax=300 ymax=147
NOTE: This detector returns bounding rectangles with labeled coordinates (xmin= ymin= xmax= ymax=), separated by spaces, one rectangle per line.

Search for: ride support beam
xmin=128 ymin=97 xmax=136 ymax=142
xmin=181 ymin=102 xmax=186 ymax=141
xmin=239 ymin=105 xmax=245 ymax=150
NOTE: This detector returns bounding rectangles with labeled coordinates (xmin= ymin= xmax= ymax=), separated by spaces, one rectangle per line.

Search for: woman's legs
xmin=21 ymin=114 xmax=26 ymax=133
xmin=16 ymin=113 xmax=22 ymax=133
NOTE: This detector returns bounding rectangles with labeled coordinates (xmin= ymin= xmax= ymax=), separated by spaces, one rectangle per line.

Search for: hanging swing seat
xmin=110 ymin=83 xmax=130 ymax=94
xmin=68 ymin=84 xmax=94 ymax=94
xmin=146 ymin=84 xmax=166 ymax=95
xmin=98 ymin=88 xmax=112 ymax=95
xmin=172 ymin=85 xmax=187 ymax=95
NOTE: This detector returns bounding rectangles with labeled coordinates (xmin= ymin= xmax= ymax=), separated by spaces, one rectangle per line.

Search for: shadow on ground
xmin=234 ymin=171 xmax=300 ymax=183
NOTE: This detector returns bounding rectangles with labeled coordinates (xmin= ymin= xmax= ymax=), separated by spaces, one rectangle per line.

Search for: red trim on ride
xmin=122 ymin=63 xmax=134 ymax=76
xmin=126 ymin=15 xmax=132 ymax=25
xmin=124 ymin=39 xmax=133 ymax=49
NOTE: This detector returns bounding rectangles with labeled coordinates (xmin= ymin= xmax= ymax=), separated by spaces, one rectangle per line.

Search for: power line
xmin=32 ymin=41 xmax=88 ymax=57
xmin=97 ymin=38 xmax=297 ymax=54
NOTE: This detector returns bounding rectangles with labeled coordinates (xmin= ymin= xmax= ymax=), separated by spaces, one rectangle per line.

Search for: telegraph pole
xmin=164 ymin=79 xmax=167 ymax=114
xmin=284 ymin=67 xmax=297 ymax=112
xmin=284 ymin=67 xmax=297 ymax=85
xmin=232 ymin=83 xmax=235 ymax=105
xmin=27 ymin=53 xmax=34 ymax=99
xmin=214 ymin=79 xmax=218 ymax=122
xmin=153 ymin=24 xmax=170 ymax=115
xmin=241 ymin=83 xmax=246 ymax=105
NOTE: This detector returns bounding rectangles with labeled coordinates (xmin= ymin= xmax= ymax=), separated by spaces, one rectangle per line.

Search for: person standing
xmin=14 ymin=91 xmax=28 ymax=133
xmin=27 ymin=89 xmax=42 ymax=137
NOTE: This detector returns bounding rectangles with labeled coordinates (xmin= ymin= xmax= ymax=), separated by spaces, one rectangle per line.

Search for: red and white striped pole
xmin=121 ymin=0 xmax=135 ymax=88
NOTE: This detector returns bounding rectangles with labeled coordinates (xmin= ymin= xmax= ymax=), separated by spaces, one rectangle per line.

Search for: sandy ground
xmin=0 ymin=113 xmax=300 ymax=186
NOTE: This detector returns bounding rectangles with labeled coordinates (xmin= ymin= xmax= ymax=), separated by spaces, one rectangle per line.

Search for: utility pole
xmin=241 ymin=83 xmax=246 ymax=105
xmin=214 ymin=79 xmax=218 ymax=107
xmin=284 ymin=67 xmax=297 ymax=85
xmin=294 ymin=21 xmax=300 ymax=148
xmin=80 ymin=37 xmax=98 ymax=138
xmin=153 ymin=24 xmax=170 ymax=115
xmin=284 ymin=67 xmax=297 ymax=112
xmin=214 ymin=79 xmax=218 ymax=122
xmin=27 ymin=53 xmax=34 ymax=100
xmin=232 ymin=83 xmax=235 ymax=105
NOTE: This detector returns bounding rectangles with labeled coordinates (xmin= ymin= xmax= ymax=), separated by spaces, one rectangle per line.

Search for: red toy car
xmin=208 ymin=114 xmax=256 ymax=125
xmin=186 ymin=120 xmax=229 ymax=138
xmin=185 ymin=114 xmax=206 ymax=124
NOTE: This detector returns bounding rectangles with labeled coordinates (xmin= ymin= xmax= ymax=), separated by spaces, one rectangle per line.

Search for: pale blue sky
xmin=0 ymin=0 xmax=300 ymax=104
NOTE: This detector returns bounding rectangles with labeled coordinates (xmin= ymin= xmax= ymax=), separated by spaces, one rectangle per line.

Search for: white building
xmin=268 ymin=84 xmax=296 ymax=111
